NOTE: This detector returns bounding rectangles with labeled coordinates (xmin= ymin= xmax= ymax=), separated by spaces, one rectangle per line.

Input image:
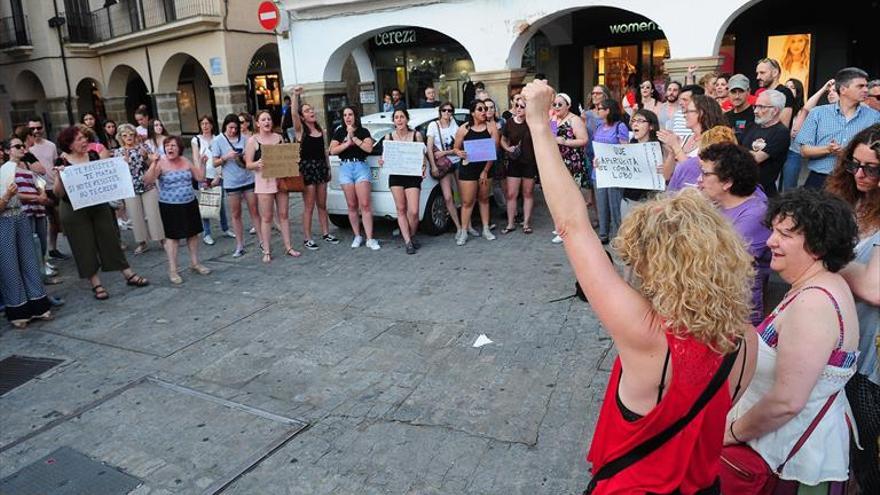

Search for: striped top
xmin=14 ymin=167 xmax=46 ymax=217
xmin=794 ymin=102 xmax=880 ymax=175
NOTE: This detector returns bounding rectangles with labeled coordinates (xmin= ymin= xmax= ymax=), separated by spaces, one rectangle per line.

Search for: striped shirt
xmin=14 ymin=168 xmax=46 ymax=217
xmin=794 ymin=102 xmax=880 ymax=175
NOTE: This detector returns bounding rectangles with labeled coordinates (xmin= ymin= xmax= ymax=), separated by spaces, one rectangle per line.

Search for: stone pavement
xmin=0 ymin=192 xmax=622 ymax=494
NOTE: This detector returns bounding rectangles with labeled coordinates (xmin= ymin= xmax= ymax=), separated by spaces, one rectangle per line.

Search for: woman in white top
xmin=145 ymin=119 xmax=168 ymax=157
xmin=425 ymin=102 xmax=462 ymax=239
xmin=191 ymin=115 xmax=231 ymax=245
xmin=725 ymin=189 xmax=859 ymax=491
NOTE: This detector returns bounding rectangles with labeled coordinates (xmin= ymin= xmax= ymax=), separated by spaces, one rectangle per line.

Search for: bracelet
xmin=729 ymin=421 xmax=744 ymax=443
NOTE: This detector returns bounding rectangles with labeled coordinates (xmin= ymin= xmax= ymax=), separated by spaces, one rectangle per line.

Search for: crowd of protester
xmin=1 ymin=57 xmax=878 ymax=494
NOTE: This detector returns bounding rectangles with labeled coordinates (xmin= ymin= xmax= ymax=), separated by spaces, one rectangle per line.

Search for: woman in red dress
xmin=520 ymin=79 xmax=757 ymax=494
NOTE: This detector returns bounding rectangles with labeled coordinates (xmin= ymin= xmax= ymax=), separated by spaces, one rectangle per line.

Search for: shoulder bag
xmin=583 ymin=347 xmax=740 ymax=494
xmin=430 ymin=122 xmax=454 ymax=179
xmin=719 ymin=392 xmax=839 ymax=495
xmin=197 ymin=186 xmax=222 ymax=220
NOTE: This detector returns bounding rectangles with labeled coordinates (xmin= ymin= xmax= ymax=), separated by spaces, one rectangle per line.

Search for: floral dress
xmin=115 ymin=145 xmax=154 ymax=195
xmin=556 ymin=118 xmax=586 ymax=186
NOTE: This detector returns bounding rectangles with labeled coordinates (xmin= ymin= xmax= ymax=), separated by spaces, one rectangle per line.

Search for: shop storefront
xmin=246 ymin=49 xmax=283 ymax=123
xmin=369 ymin=28 xmax=474 ymax=108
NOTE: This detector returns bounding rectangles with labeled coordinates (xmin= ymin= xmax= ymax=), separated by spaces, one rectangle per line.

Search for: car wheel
xmin=420 ymin=186 xmax=450 ymax=236
xmin=329 ymin=214 xmax=351 ymax=229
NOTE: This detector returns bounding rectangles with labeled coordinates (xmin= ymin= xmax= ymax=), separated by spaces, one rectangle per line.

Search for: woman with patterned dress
xmin=550 ymin=92 xmax=588 ymax=244
xmin=115 ymin=124 xmax=164 ymax=255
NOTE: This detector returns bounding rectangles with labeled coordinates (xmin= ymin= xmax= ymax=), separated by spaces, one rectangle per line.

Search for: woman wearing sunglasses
xmin=550 ymin=93 xmax=588 ymax=243
xmin=426 ymin=103 xmax=463 ymax=239
xmin=500 ymin=94 xmax=536 ymax=234
xmin=826 ymin=124 xmax=880 ymax=493
xmin=453 ymin=99 xmax=499 ymax=245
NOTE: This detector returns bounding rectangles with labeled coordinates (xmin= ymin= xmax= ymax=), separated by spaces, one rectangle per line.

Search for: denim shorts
xmin=338 ymin=160 xmax=371 ymax=185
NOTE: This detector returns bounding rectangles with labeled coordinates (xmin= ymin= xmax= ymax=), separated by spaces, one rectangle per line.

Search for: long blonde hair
xmin=613 ymin=188 xmax=754 ymax=353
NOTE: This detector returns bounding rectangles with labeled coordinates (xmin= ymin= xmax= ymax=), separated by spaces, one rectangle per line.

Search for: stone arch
xmin=13 ymin=70 xmax=47 ymax=102
xmin=106 ymin=64 xmax=146 ymax=97
xmin=711 ymin=0 xmax=765 ymax=56
xmin=157 ymin=52 xmax=210 ymax=94
xmin=75 ymin=78 xmax=104 ymax=119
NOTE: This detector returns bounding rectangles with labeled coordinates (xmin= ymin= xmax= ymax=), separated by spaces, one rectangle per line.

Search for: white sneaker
xmin=552 ymin=230 xmax=559 ymax=236
xmin=351 ymin=235 xmax=364 ymax=248
xmin=456 ymin=230 xmax=467 ymax=246
xmin=44 ymin=264 xmax=58 ymax=277
xmin=551 ymin=235 xmax=563 ymax=244
xmin=467 ymin=226 xmax=481 ymax=237
xmin=248 ymin=227 xmax=257 ymax=235
xmin=366 ymin=238 xmax=380 ymax=250
xmin=482 ymin=227 xmax=496 ymax=241
xmin=223 ymin=230 xmax=236 ymax=239
xmin=203 ymin=234 xmax=215 ymax=246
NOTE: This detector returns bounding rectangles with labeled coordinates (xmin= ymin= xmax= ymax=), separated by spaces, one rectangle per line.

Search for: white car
xmin=327 ymin=108 xmax=469 ymax=235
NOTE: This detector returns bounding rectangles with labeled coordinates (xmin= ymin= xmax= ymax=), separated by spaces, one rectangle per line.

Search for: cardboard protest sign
xmin=260 ymin=143 xmax=300 ymax=178
xmin=593 ymin=142 xmax=666 ymax=191
xmin=59 ymin=157 xmax=135 ymax=210
xmin=381 ymin=140 xmax=424 ymax=176
xmin=463 ymin=138 xmax=497 ymax=162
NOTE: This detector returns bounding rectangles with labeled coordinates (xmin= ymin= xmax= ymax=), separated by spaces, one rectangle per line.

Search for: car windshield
xmin=362 ymin=123 xmax=395 ymax=141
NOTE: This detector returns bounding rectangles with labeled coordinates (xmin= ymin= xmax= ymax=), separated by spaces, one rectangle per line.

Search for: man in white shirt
xmin=27 ymin=116 xmax=68 ymax=261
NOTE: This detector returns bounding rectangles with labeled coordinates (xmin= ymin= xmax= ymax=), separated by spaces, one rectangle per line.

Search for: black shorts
xmin=224 ymin=183 xmax=255 ymax=194
xmin=389 ymin=174 xmax=422 ymax=189
xmin=458 ymin=161 xmax=486 ymax=181
xmin=506 ymin=159 xmax=537 ymax=179
xmin=300 ymin=159 xmax=330 ymax=186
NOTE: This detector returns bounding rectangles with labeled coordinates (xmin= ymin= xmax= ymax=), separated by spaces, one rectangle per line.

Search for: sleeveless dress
xmin=300 ymin=132 xmax=330 ymax=185
xmin=387 ymin=131 xmax=423 ymax=189
xmin=728 ymin=286 xmax=857 ymax=486
xmin=253 ymin=141 xmax=279 ymax=195
xmin=587 ymin=332 xmax=733 ymax=494
xmin=459 ymin=125 xmax=492 ymax=181
xmin=158 ymin=168 xmax=203 ymax=240
xmin=556 ymin=117 xmax=585 ymax=184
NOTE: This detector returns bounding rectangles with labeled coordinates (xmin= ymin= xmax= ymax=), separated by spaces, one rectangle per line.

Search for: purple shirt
xmin=667 ymin=157 xmax=701 ymax=192
xmin=720 ymin=191 xmax=771 ymax=325
xmin=593 ymin=122 xmax=629 ymax=145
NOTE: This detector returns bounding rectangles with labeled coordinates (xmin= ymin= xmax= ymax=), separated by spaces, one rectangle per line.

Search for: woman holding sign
xmin=453 ymin=99 xmax=499 ymax=245
xmin=519 ymin=80 xmax=756 ymax=494
xmin=381 ymin=109 xmax=425 ymax=255
xmin=1 ymin=138 xmax=53 ymax=327
xmin=245 ymin=110 xmax=300 ymax=263
xmin=144 ymin=136 xmax=211 ymax=284
xmin=592 ymin=98 xmax=630 ymax=244
xmin=329 ymin=106 xmax=379 ymax=251
xmin=52 ymin=126 xmax=149 ymax=300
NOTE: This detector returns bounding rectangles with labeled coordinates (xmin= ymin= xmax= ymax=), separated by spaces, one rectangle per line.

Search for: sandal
xmin=501 ymin=225 xmax=517 ymax=234
xmin=125 ymin=273 xmax=150 ymax=287
xmin=133 ymin=243 xmax=149 ymax=255
xmin=169 ymin=271 xmax=183 ymax=285
xmin=34 ymin=310 xmax=54 ymax=321
xmin=285 ymin=247 xmax=302 ymax=258
xmin=522 ymin=226 xmax=534 ymax=234
xmin=262 ymin=251 xmax=272 ymax=264
xmin=190 ymin=264 xmax=212 ymax=275
xmin=92 ymin=285 xmax=110 ymax=300
xmin=11 ymin=319 xmax=29 ymax=329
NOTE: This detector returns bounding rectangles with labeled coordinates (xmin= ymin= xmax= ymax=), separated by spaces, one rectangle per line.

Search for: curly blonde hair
xmin=613 ymin=188 xmax=755 ymax=354
xmin=700 ymin=125 xmax=737 ymax=149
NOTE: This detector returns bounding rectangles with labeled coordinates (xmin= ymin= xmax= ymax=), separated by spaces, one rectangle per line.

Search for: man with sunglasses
xmin=796 ymin=67 xmax=880 ymax=189
xmin=755 ymin=58 xmax=795 ymax=128
xmin=26 ymin=116 xmax=69 ymax=261
xmin=867 ymin=79 xmax=880 ymax=112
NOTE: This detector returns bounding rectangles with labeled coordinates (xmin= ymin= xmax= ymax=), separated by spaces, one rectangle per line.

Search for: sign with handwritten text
xmin=59 ymin=157 xmax=135 ymax=210
xmin=594 ymin=142 xmax=665 ymax=191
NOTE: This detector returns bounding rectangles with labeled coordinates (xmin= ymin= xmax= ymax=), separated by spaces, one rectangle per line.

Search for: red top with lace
xmin=586 ymin=331 xmax=731 ymax=494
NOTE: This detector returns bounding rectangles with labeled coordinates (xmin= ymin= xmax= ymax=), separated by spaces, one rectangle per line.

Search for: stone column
xmin=297 ymin=81 xmax=348 ymax=135
xmin=664 ymin=56 xmax=725 ymax=86
xmin=104 ymin=96 xmax=128 ymax=124
xmin=469 ymin=69 xmax=528 ymax=105
xmin=153 ymin=92 xmax=181 ymax=135
xmin=44 ymin=97 xmax=75 ymax=136
xmin=213 ymin=84 xmax=248 ymax=120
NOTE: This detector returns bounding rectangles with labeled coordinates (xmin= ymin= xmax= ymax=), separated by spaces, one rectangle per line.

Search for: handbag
xmin=197 ymin=186 xmax=222 ymax=220
xmin=430 ymin=123 xmax=454 ymax=179
xmin=719 ymin=392 xmax=839 ymax=495
xmin=583 ymin=347 xmax=740 ymax=494
xmin=276 ymin=176 xmax=303 ymax=193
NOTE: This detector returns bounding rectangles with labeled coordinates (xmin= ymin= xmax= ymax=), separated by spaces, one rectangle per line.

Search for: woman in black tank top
xmin=381 ymin=109 xmax=425 ymax=254
xmin=291 ymin=87 xmax=339 ymax=251
xmin=453 ymin=99 xmax=499 ymax=245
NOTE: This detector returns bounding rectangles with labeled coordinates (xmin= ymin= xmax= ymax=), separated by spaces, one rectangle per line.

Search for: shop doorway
xmin=246 ymin=44 xmax=283 ymax=124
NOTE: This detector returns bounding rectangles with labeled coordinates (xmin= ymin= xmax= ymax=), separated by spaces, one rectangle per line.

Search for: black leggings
xmin=846 ymin=373 xmax=880 ymax=494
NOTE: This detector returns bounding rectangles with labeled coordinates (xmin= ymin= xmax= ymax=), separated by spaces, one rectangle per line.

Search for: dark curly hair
xmin=765 ymin=189 xmax=858 ymax=272
xmin=825 ymin=123 xmax=880 ymax=233
xmin=56 ymin=126 xmax=83 ymax=153
xmin=699 ymin=143 xmax=759 ymax=197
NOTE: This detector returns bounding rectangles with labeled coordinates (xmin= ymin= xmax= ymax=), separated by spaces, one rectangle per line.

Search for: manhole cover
xmin=0 ymin=355 xmax=64 ymax=396
xmin=0 ymin=446 xmax=141 ymax=494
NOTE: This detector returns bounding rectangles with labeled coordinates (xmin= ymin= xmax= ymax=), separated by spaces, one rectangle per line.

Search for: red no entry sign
xmin=257 ymin=1 xmax=280 ymax=31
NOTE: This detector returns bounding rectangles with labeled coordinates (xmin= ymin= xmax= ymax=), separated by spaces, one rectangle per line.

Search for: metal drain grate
xmin=0 ymin=446 xmax=141 ymax=494
xmin=0 ymin=355 xmax=64 ymax=396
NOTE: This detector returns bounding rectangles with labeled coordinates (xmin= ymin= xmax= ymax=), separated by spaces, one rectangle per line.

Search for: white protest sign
xmin=593 ymin=141 xmax=666 ymax=191
xmin=60 ymin=157 xmax=135 ymax=210
xmin=382 ymin=140 xmax=425 ymax=176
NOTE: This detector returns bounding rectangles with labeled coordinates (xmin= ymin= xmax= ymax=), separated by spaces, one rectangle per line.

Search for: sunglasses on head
xmin=845 ymin=159 xmax=880 ymax=178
